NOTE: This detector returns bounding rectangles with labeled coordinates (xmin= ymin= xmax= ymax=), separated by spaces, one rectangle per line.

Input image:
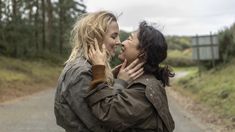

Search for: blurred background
xmin=0 ymin=0 xmax=234 ymax=132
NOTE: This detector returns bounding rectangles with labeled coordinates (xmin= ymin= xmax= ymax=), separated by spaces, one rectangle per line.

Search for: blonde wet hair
xmin=66 ymin=11 xmax=117 ymax=84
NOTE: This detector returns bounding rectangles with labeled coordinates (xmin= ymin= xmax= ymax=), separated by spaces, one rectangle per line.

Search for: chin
xmin=107 ymin=49 xmax=115 ymax=57
xmin=118 ymin=54 xmax=125 ymax=62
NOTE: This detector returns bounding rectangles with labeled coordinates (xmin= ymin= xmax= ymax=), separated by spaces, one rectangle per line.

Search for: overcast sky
xmin=84 ymin=0 xmax=235 ymax=36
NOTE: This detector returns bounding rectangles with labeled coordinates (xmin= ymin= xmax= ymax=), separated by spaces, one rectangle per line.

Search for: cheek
xmin=127 ymin=50 xmax=140 ymax=61
xmin=104 ymin=39 xmax=114 ymax=50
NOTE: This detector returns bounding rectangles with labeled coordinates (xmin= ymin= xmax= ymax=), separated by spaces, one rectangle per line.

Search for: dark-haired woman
xmin=87 ymin=21 xmax=175 ymax=132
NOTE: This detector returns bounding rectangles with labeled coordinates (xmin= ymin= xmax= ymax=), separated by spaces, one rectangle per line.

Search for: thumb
xmin=102 ymin=44 xmax=106 ymax=53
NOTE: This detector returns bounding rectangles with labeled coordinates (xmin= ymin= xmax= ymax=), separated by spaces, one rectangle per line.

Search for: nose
xmin=122 ymin=40 xmax=127 ymax=45
xmin=115 ymin=36 xmax=121 ymax=45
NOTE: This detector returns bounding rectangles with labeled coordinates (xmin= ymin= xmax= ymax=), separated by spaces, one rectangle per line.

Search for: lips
xmin=113 ymin=44 xmax=123 ymax=55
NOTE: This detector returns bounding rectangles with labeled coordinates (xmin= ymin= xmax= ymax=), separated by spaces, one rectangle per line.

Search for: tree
xmin=35 ymin=0 xmax=39 ymax=51
xmin=46 ymin=0 xmax=53 ymax=50
xmin=58 ymin=0 xmax=86 ymax=54
xmin=58 ymin=0 xmax=65 ymax=54
xmin=41 ymin=0 xmax=46 ymax=50
xmin=0 ymin=0 xmax=2 ymax=22
xmin=0 ymin=0 xmax=86 ymax=60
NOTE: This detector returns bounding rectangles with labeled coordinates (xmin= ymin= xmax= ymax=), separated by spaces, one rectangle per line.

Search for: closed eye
xmin=111 ymin=33 xmax=118 ymax=39
xmin=111 ymin=35 xmax=116 ymax=39
xmin=128 ymin=33 xmax=134 ymax=40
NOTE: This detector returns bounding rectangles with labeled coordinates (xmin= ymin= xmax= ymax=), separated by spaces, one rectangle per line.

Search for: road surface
xmin=0 ymin=89 xmax=64 ymax=132
xmin=0 ymin=73 xmax=211 ymax=132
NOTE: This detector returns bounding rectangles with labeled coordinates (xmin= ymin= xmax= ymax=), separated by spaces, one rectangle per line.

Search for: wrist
xmin=93 ymin=61 xmax=105 ymax=65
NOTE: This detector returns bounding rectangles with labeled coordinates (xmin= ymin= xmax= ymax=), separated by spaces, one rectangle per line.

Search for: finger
xmin=120 ymin=59 xmax=127 ymax=70
xmin=94 ymin=38 xmax=100 ymax=52
xmin=112 ymin=64 xmax=122 ymax=72
xmin=126 ymin=58 xmax=139 ymax=70
xmin=130 ymin=62 xmax=145 ymax=73
xmin=133 ymin=71 xmax=144 ymax=80
xmin=130 ymin=67 xmax=143 ymax=78
xmin=90 ymin=44 xmax=95 ymax=53
xmin=88 ymin=49 xmax=92 ymax=60
xmin=88 ymin=49 xmax=93 ymax=58
xmin=115 ymin=64 xmax=122 ymax=69
xmin=102 ymin=44 xmax=106 ymax=54
xmin=102 ymin=44 xmax=107 ymax=58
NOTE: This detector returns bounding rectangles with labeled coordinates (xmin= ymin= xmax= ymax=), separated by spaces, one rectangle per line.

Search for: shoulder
xmin=128 ymin=74 xmax=162 ymax=88
xmin=66 ymin=57 xmax=91 ymax=74
xmin=63 ymin=57 xmax=92 ymax=83
xmin=130 ymin=74 xmax=166 ymax=103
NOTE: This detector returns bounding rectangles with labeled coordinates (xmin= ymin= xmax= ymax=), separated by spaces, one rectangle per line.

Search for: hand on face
xmin=118 ymin=58 xmax=144 ymax=83
xmin=88 ymin=38 xmax=107 ymax=65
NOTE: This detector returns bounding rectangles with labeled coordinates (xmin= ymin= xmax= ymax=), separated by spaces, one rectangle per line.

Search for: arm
xmin=61 ymin=66 xmax=105 ymax=131
xmin=86 ymin=65 xmax=152 ymax=131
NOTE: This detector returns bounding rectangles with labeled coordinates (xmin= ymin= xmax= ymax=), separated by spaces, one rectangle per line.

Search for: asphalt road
xmin=0 ymin=73 xmax=210 ymax=132
xmin=0 ymin=89 xmax=64 ymax=132
xmin=168 ymin=91 xmax=209 ymax=132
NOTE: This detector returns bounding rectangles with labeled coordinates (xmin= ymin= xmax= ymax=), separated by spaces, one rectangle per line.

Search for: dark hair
xmin=137 ymin=21 xmax=174 ymax=87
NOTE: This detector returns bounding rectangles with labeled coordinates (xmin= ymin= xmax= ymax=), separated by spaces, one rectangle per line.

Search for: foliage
xmin=0 ymin=56 xmax=62 ymax=102
xmin=218 ymin=23 xmax=235 ymax=63
xmin=166 ymin=35 xmax=191 ymax=51
xmin=176 ymin=58 xmax=235 ymax=118
xmin=0 ymin=0 xmax=86 ymax=60
xmin=119 ymin=30 xmax=130 ymax=42
xmin=165 ymin=49 xmax=195 ymax=67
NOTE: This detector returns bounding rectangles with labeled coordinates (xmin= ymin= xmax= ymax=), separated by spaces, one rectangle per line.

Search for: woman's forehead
xmin=107 ymin=21 xmax=119 ymax=34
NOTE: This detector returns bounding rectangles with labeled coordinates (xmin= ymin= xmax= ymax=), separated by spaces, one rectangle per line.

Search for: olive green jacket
xmin=54 ymin=57 xmax=109 ymax=132
xmin=86 ymin=74 xmax=175 ymax=132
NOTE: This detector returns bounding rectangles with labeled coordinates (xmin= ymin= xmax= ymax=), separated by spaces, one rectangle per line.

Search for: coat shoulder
xmin=130 ymin=74 xmax=162 ymax=87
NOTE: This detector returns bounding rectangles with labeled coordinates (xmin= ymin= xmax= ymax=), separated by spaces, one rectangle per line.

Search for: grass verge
xmin=173 ymin=61 xmax=235 ymax=130
xmin=0 ymin=56 xmax=62 ymax=102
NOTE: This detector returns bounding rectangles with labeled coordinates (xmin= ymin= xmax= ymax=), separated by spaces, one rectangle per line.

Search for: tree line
xmin=0 ymin=0 xmax=86 ymax=60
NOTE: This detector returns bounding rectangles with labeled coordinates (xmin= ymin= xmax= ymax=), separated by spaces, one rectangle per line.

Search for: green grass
xmin=168 ymin=49 xmax=192 ymax=59
xmin=0 ymin=56 xmax=63 ymax=102
xmin=172 ymin=66 xmax=197 ymax=73
xmin=166 ymin=49 xmax=195 ymax=67
xmin=0 ymin=56 xmax=62 ymax=81
xmin=175 ymin=59 xmax=235 ymax=118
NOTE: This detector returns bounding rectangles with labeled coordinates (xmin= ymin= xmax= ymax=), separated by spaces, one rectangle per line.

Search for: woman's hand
xmin=88 ymin=39 xmax=106 ymax=65
xmin=118 ymin=58 xmax=144 ymax=83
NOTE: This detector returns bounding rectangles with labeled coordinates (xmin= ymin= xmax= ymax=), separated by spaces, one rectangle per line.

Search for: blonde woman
xmin=54 ymin=11 xmax=143 ymax=132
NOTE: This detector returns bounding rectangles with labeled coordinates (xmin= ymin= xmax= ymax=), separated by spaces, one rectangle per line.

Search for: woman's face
xmin=118 ymin=31 xmax=141 ymax=65
xmin=103 ymin=21 xmax=120 ymax=56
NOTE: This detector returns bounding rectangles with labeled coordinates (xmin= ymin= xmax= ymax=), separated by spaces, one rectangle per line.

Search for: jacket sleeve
xmin=61 ymin=66 xmax=105 ymax=131
xmin=86 ymin=66 xmax=153 ymax=130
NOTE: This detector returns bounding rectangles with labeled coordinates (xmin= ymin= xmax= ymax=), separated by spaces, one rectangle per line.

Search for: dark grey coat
xmin=54 ymin=57 xmax=109 ymax=132
xmin=86 ymin=74 xmax=175 ymax=132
